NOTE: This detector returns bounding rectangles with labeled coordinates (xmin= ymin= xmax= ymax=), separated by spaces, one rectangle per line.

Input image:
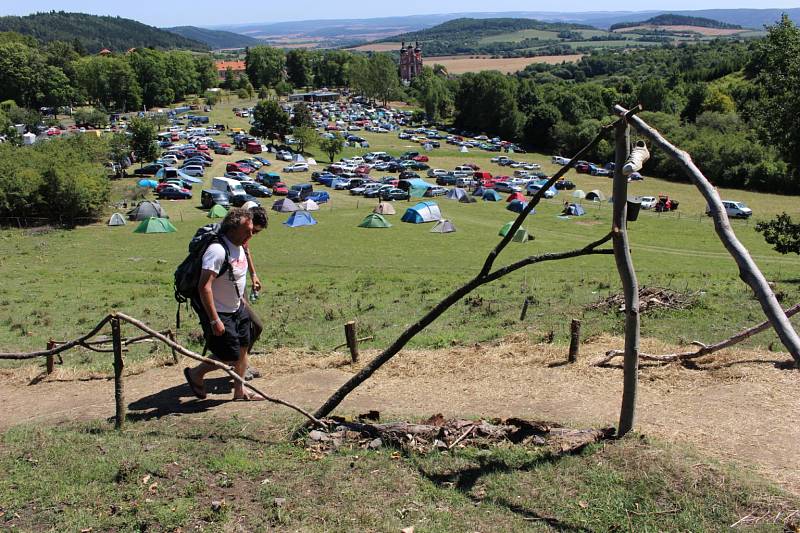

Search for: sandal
xmin=183 ymin=367 xmax=206 ymax=399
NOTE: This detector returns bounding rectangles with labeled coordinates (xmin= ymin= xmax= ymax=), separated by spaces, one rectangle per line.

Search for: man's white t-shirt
xmin=201 ymin=235 xmax=248 ymax=313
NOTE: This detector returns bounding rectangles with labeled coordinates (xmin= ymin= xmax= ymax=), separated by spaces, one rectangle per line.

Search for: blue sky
xmin=1 ymin=1 xmax=798 ymax=26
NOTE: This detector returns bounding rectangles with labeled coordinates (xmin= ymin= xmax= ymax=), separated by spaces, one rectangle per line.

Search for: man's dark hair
xmin=249 ymin=206 xmax=268 ymax=229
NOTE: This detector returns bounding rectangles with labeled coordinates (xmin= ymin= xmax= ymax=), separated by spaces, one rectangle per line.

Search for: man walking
xmin=184 ymin=206 xmax=267 ymax=400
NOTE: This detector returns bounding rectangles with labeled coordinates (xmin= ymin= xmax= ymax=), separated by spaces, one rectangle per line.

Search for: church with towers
xmin=399 ymin=41 xmax=423 ymax=84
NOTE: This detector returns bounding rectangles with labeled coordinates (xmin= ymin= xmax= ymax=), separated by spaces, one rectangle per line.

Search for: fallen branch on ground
xmin=594 ymin=302 xmax=800 ymax=367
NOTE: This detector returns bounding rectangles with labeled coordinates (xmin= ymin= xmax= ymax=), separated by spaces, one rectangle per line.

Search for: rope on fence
xmin=0 ymin=312 xmax=327 ymax=429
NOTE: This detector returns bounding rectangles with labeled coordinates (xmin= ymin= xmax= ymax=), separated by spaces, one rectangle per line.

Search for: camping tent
xmin=512 ymin=229 xmax=531 ymax=242
xmin=564 ymin=203 xmax=586 ymax=216
xmin=586 ymin=190 xmax=606 ymax=202
xmin=572 ymin=189 xmax=586 ymax=199
xmin=498 ymin=221 xmax=515 ymax=236
xmin=401 ymin=201 xmax=442 ymax=224
xmin=472 ymin=187 xmax=485 ymax=197
xmin=307 ymin=158 xmax=317 ymax=166
xmin=507 ymin=200 xmax=530 ymax=214
xmin=107 ymin=213 xmax=126 ymax=226
xmin=127 ymin=200 xmax=166 ymax=221
xmin=445 ymin=188 xmax=468 ymax=201
xmin=272 ymin=198 xmax=298 ymax=213
xmin=207 ymin=204 xmax=228 ymax=218
xmin=507 ymin=192 xmax=526 ymax=203
xmin=459 ymin=194 xmax=477 ymax=204
xmin=358 ymin=213 xmax=392 ymax=228
xmin=460 ymin=145 xmax=469 ymax=153
xmin=373 ymin=202 xmax=396 ymax=215
xmin=430 ymin=219 xmax=456 ymax=233
xmin=482 ymin=189 xmax=502 ymax=202
xmin=133 ymin=217 xmax=176 ymax=233
xmin=284 ymin=211 xmax=317 ymax=227
xmin=156 ymin=167 xmax=201 ymax=184
xmin=299 ymin=199 xmax=320 ymax=211
xmin=137 ymin=179 xmax=157 ymax=188
xmin=292 ymin=153 xmax=306 ymax=163
xmin=241 ymin=200 xmax=260 ymax=210
xmin=399 ymin=178 xmax=434 ymax=198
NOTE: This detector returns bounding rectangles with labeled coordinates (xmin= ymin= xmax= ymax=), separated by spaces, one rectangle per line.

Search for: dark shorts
xmin=196 ymin=304 xmax=252 ymax=362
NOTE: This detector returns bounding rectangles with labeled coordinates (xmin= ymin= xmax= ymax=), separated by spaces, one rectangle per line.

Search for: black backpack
xmin=173 ymin=223 xmax=235 ymax=328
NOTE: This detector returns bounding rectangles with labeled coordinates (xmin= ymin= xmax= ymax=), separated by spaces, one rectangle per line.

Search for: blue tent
xmin=482 ymin=189 xmax=502 ymax=202
xmin=472 ymin=187 xmax=486 ymax=197
xmin=507 ymin=200 xmax=534 ymax=214
xmin=564 ymin=203 xmax=586 ymax=216
xmin=284 ymin=211 xmax=317 ymax=227
xmin=401 ymin=201 xmax=442 ymax=224
xmin=138 ymin=179 xmax=157 ymax=188
xmin=400 ymin=178 xmax=434 ymax=198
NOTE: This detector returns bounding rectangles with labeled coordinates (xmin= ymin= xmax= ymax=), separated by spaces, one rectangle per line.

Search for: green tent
xmin=498 ymin=221 xmax=515 ymax=237
xmin=133 ymin=217 xmax=177 ymax=234
xmin=207 ymin=204 xmax=228 ymax=218
xmin=512 ymin=229 xmax=532 ymax=242
xmin=358 ymin=213 xmax=392 ymax=228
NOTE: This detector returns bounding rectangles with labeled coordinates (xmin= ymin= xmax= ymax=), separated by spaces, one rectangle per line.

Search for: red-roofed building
xmin=99 ymin=48 xmax=112 ymax=56
xmin=215 ymin=60 xmax=246 ymax=80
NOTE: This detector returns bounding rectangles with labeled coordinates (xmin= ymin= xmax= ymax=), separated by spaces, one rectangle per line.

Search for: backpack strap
xmin=216 ymin=236 xmax=241 ymax=301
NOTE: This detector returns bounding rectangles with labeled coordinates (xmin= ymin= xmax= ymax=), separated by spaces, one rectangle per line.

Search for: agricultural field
xmin=612 ymin=24 xmax=749 ymax=36
xmin=0 ymin=96 xmax=798 ymax=375
xmin=478 ymin=28 xmax=621 ymax=44
xmin=427 ymin=54 xmax=584 ymax=74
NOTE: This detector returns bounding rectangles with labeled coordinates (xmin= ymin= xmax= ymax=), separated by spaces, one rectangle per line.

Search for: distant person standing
xmin=184 ymin=207 xmax=267 ymax=400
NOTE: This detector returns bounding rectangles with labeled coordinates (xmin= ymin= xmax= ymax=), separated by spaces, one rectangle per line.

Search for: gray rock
xmin=367 ymin=438 xmax=383 ymax=450
xmin=308 ymin=430 xmax=329 ymax=442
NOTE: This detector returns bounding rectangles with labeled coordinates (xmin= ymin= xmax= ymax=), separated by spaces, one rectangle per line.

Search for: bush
xmin=0 ymin=135 xmax=110 ymax=223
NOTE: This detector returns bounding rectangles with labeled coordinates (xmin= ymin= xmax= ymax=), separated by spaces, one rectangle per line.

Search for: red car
xmin=226 ymin=162 xmax=253 ymax=174
xmin=412 ymin=155 xmax=429 ymax=162
xmin=46 ymin=127 xmax=61 ymax=136
xmin=272 ymin=182 xmax=288 ymax=195
xmin=355 ymin=165 xmax=372 ymax=175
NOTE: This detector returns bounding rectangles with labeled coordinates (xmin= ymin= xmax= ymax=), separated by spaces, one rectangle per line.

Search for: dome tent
xmin=507 ymin=200 xmax=532 ymax=214
xmin=373 ymin=202 xmax=396 ymax=215
xmin=127 ymin=200 xmax=166 ymax=221
xmin=133 ymin=217 xmax=176 ymax=233
xmin=107 ymin=213 xmax=126 ymax=226
xmin=507 ymin=192 xmax=525 ymax=203
xmin=401 ymin=201 xmax=442 ymax=224
xmin=299 ymin=199 xmax=320 ymax=211
xmin=359 ymin=213 xmax=392 ymax=228
xmin=482 ymin=189 xmax=502 ymax=202
xmin=445 ymin=188 xmax=467 ymax=201
xmin=207 ymin=204 xmax=228 ymax=218
xmin=586 ymin=190 xmax=606 ymax=202
xmin=284 ymin=211 xmax=317 ymax=227
xmin=272 ymin=198 xmax=298 ymax=213
xmin=430 ymin=219 xmax=456 ymax=233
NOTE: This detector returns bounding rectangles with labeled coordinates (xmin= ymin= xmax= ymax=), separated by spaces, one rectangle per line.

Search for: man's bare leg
xmin=233 ymin=346 xmax=249 ymax=399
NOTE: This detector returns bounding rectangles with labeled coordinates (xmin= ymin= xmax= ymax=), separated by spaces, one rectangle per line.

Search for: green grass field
xmin=1 ymin=413 xmax=796 ymax=531
xmin=478 ymin=29 xmax=561 ymax=44
xmin=1 ymin=96 xmax=798 ymax=372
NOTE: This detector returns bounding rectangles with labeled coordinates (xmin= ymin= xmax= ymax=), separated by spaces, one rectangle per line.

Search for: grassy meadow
xmin=1 ymin=413 xmax=797 ymax=531
xmin=0 ymin=96 xmax=798 ymax=372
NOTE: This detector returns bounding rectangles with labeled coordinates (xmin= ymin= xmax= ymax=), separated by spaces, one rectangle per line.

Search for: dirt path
xmin=1 ymin=337 xmax=798 ymax=493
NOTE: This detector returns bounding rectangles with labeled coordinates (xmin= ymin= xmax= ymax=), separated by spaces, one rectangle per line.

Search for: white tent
xmin=423 ymin=143 xmax=433 ymax=151
xmin=459 ymin=145 xmax=469 ymax=153
xmin=430 ymin=219 xmax=456 ymax=233
xmin=572 ymin=189 xmax=586 ymax=199
xmin=374 ymin=202 xmax=396 ymax=215
xmin=241 ymin=200 xmax=260 ymax=210
xmin=107 ymin=212 xmax=126 ymax=226
xmin=299 ymin=199 xmax=320 ymax=211
xmin=22 ymin=132 xmax=36 ymax=145
xmin=292 ymin=153 xmax=306 ymax=163
xmin=307 ymin=158 xmax=317 ymax=166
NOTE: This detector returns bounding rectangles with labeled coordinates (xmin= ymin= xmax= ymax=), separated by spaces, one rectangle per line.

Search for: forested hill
xmin=0 ymin=12 xmax=207 ymax=53
xmin=611 ymin=14 xmax=743 ymax=31
xmin=377 ymin=17 xmax=593 ymax=55
xmin=163 ymin=26 xmax=262 ymax=49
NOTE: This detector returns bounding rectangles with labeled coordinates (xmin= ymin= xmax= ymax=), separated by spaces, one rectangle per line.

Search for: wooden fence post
xmin=344 ymin=321 xmax=359 ymax=363
xmin=167 ymin=329 xmax=179 ymax=364
xmin=111 ymin=316 xmax=126 ymax=429
xmin=568 ymin=319 xmax=581 ymax=363
xmin=46 ymin=340 xmax=55 ymax=374
xmin=519 ymin=297 xmax=530 ymax=321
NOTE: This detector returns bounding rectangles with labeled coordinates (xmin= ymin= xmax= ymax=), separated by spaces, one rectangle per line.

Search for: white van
xmin=211 ymin=177 xmax=245 ymax=197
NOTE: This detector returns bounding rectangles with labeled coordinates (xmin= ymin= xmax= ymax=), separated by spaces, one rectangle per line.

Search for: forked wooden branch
xmin=113 ymin=313 xmax=327 ymax=429
xmin=0 ymin=315 xmax=112 ymax=359
xmin=595 ymin=302 xmax=800 ymax=367
xmin=614 ymin=105 xmax=800 ymax=364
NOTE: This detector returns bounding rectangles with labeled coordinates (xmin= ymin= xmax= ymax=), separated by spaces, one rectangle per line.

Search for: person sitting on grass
xmin=184 ymin=206 xmax=267 ymax=401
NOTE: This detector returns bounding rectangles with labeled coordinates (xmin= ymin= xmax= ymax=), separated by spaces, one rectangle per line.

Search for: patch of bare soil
xmin=0 ymin=336 xmax=797 ymax=494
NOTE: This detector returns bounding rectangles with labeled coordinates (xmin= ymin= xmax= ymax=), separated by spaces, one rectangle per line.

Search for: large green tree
xmin=246 ymin=46 xmax=286 ymax=89
xmin=412 ymin=66 xmax=453 ymax=121
xmin=286 ymin=49 xmax=313 ymax=88
xmin=454 ymin=71 xmax=522 ymax=140
xmin=128 ymin=117 xmax=158 ymax=165
xmin=747 ymin=14 xmax=800 ymax=179
xmin=250 ymin=99 xmax=289 ymax=141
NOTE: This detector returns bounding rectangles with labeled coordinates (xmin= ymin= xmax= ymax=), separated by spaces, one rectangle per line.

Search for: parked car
xmin=526 ymin=182 xmax=557 ymax=198
xmin=365 ymin=185 xmax=394 ymax=198
xmin=708 ymin=200 xmax=752 ymax=219
xmin=287 ymin=183 xmax=313 ymax=201
xmin=133 ymin=164 xmax=164 ymax=176
xmin=180 ymin=165 xmax=205 ymax=177
xmin=554 ymin=180 xmax=576 ymax=190
xmin=229 ymin=193 xmax=260 ymax=208
xmin=493 ymin=181 xmax=522 ymax=193
xmin=224 ymin=171 xmax=250 ymax=181
xmin=283 ymin=163 xmax=309 ymax=173
xmin=380 ymin=187 xmax=410 ymax=201
xmin=271 ymin=182 xmax=289 ymax=196
xmin=156 ymin=184 xmax=191 ymax=200
xmin=424 ymin=186 xmax=448 ymax=197
xmin=436 ymin=175 xmax=457 ymax=186
xmin=201 ymin=189 xmax=231 ymax=209
xmin=307 ymin=191 xmax=330 ymax=203
xmin=241 ymin=181 xmax=272 ymax=197
xmin=552 ymin=155 xmax=571 ymax=165
xmin=639 ymin=196 xmax=658 ymax=209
